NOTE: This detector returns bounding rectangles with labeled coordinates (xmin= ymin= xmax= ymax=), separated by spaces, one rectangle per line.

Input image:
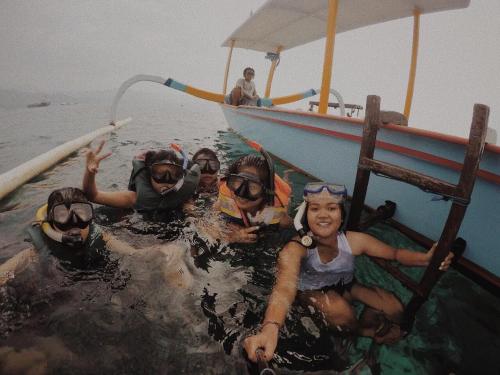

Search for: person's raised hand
xmin=85 ymin=140 xmax=111 ymax=174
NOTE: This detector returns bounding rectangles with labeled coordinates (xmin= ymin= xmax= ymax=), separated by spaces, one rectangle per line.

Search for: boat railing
xmin=308 ymin=101 xmax=363 ymax=117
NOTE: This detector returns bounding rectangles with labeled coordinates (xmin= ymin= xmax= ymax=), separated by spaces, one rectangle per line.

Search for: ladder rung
xmin=359 ymin=158 xmax=463 ymax=200
xmin=369 ymin=258 xmax=425 ymax=296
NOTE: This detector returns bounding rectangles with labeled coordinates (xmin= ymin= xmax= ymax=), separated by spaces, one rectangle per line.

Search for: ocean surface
xmin=0 ymin=89 xmax=499 ymax=374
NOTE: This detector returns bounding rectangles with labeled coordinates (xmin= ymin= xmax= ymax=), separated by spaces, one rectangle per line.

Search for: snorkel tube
xmin=166 ymin=143 xmax=189 ymax=194
xmin=35 ymin=204 xmax=84 ymax=246
xmin=246 ymin=141 xmax=275 ymax=205
xmin=293 ymin=201 xmax=314 ymax=248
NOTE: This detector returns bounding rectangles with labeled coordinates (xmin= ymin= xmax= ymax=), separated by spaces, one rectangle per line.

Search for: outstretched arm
xmin=0 ymin=248 xmax=37 ymax=286
xmin=347 ymin=231 xmax=453 ymax=270
xmin=82 ymin=140 xmax=137 ymax=208
xmin=101 ymin=231 xmax=138 ymax=256
xmin=244 ymin=242 xmax=306 ymax=362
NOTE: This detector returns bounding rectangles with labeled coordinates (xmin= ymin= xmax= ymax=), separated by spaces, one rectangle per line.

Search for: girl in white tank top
xmin=243 ymin=182 xmax=454 ymax=364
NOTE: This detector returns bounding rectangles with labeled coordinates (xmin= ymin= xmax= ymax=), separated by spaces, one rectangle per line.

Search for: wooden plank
xmin=346 ymin=95 xmax=381 ymax=230
xmin=402 ymin=103 xmax=490 ymax=331
xmin=358 ymin=158 xmax=459 ymax=200
xmin=369 ymin=258 xmax=424 ymax=297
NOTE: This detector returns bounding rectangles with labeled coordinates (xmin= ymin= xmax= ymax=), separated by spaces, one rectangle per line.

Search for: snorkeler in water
xmin=0 ymin=187 xmax=201 ymax=373
xmin=191 ymin=148 xmax=221 ymax=195
xmin=243 ymin=182 xmax=455 ymax=363
xmin=0 ymin=187 xmax=196 ymax=288
xmin=213 ymin=148 xmax=293 ymax=244
xmin=0 ymin=187 xmax=100 ymax=285
xmin=82 ymin=140 xmax=200 ymax=212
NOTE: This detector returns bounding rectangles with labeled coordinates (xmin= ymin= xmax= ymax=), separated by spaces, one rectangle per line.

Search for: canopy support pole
xmin=319 ymin=0 xmax=339 ymax=114
xmin=223 ymin=39 xmax=235 ymax=95
xmin=264 ymin=46 xmax=282 ymax=98
xmin=403 ymin=8 xmax=421 ymax=121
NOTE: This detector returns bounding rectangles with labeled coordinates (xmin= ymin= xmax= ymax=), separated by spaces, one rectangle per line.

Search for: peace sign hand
xmin=85 ymin=140 xmax=112 ymax=174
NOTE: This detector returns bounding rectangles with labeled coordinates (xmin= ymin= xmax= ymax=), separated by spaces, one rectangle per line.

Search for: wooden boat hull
xmin=220 ymin=104 xmax=500 ymax=281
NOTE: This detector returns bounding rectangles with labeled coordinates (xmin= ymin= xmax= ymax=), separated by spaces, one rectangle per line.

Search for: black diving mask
xmin=227 ymin=173 xmax=266 ymax=201
xmin=49 ymin=202 xmax=93 ymax=231
xmin=194 ymin=158 xmax=220 ymax=175
xmin=150 ymin=161 xmax=184 ymax=184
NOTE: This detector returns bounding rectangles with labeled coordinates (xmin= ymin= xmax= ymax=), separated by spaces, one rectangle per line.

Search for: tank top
xmin=297 ymin=232 xmax=355 ymax=291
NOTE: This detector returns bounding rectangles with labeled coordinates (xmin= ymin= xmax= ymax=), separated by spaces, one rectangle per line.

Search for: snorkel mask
xmin=151 ymin=144 xmax=189 ymax=196
xmin=37 ymin=188 xmax=94 ymax=247
xmin=294 ymin=182 xmax=347 ymax=247
xmin=194 ymin=158 xmax=220 ymax=175
xmin=227 ymin=172 xmax=267 ymax=201
xmin=245 ymin=141 xmax=275 ymax=205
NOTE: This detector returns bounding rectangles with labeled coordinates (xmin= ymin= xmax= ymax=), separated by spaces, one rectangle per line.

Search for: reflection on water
xmin=1 ymin=91 xmax=499 ymax=374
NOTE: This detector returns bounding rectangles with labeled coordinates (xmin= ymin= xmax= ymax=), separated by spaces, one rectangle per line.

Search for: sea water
xmin=0 ymin=89 xmax=499 ymax=374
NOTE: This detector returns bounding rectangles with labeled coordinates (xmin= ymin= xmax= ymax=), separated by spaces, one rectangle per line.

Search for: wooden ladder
xmin=346 ymin=95 xmax=490 ymax=333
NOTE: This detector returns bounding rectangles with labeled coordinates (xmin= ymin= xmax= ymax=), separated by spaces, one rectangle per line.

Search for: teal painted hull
xmin=221 ymin=104 xmax=500 ymax=279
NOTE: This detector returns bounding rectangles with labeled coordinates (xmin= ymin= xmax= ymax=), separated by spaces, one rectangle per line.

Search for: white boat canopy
xmin=222 ymin=0 xmax=470 ymax=52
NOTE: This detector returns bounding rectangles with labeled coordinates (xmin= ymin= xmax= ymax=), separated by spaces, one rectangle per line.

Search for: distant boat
xmin=27 ymin=101 xmax=51 ymax=108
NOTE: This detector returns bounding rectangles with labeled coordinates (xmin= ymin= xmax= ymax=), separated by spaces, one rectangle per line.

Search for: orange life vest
xmin=217 ymin=174 xmax=291 ymax=227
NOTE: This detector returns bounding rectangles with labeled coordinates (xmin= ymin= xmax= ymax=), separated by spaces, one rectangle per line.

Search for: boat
xmin=109 ymin=0 xmax=499 ymax=294
xmin=27 ymin=100 xmax=51 ymax=108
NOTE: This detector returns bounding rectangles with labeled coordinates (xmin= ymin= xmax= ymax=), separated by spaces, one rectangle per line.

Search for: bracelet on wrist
xmin=261 ymin=320 xmax=281 ymax=331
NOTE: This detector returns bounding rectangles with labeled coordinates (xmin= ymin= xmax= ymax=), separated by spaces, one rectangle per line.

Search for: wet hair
xmin=47 ymin=187 xmax=89 ymax=213
xmin=144 ymin=149 xmax=181 ymax=167
xmin=243 ymin=67 xmax=255 ymax=76
xmin=192 ymin=148 xmax=219 ymax=162
xmin=227 ymin=154 xmax=270 ymax=188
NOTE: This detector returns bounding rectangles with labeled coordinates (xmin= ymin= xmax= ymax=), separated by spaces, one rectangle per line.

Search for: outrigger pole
xmin=318 ymin=0 xmax=339 ymax=114
xmin=110 ymin=75 xmax=319 ymax=124
xmin=0 ymin=119 xmax=130 ymax=202
xmin=403 ymin=8 xmax=421 ymax=121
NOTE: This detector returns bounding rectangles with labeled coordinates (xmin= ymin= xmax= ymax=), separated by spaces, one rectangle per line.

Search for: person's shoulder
xmin=280 ymin=237 xmax=307 ymax=258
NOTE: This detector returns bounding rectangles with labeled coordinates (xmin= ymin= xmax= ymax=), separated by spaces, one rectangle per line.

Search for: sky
xmin=1 ymin=0 xmax=499 ymax=138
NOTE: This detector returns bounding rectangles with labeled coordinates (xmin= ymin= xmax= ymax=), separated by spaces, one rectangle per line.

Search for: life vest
xmin=26 ymin=222 xmax=108 ymax=272
xmin=128 ymin=158 xmax=200 ymax=211
xmin=217 ymin=174 xmax=291 ymax=227
xmin=26 ymin=225 xmax=50 ymax=254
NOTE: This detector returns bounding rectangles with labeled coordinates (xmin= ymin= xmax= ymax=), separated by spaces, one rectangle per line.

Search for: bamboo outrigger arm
xmin=110 ymin=75 xmax=322 ymax=124
xmin=0 ymin=119 xmax=130 ymax=202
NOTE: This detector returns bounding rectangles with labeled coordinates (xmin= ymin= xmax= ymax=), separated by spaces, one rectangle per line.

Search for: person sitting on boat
xmin=229 ymin=67 xmax=259 ymax=106
xmin=82 ymin=140 xmax=200 ymax=212
xmin=214 ymin=149 xmax=292 ymax=243
xmin=192 ymin=147 xmax=221 ymax=195
xmin=0 ymin=187 xmax=198 ymax=289
xmin=243 ymin=182 xmax=455 ymax=362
